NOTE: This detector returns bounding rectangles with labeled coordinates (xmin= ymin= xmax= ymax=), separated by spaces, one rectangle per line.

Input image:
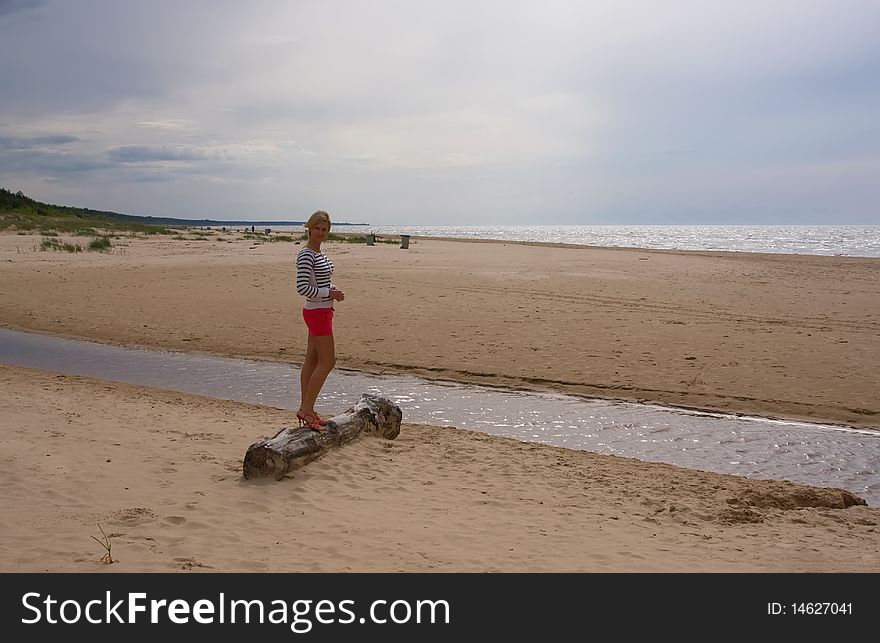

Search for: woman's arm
xmin=296 ymin=251 xmax=330 ymax=299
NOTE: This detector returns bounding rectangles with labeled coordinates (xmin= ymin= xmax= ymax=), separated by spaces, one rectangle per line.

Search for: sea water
xmin=270 ymin=224 xmax=880 ymax=258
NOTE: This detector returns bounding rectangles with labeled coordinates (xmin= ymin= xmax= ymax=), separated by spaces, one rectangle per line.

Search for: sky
xmin=1 ymin=0 xmax=878 ymax=225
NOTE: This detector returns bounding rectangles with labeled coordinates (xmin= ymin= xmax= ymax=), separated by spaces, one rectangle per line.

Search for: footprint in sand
xmin=108 ymin=507 xmax=157 ymax=526
xmin=174 ymin=557 xmax=212 ymax=570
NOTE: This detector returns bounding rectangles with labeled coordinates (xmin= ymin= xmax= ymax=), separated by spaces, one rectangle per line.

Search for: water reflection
xmin=1 ymin=327 xmax=877 ymax=506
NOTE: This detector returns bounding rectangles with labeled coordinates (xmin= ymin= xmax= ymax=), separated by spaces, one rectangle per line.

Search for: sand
xmin=1 ymin=231 xmax=877 ymax=428
xmin=0 ymin=230 xmax=878 ymax=572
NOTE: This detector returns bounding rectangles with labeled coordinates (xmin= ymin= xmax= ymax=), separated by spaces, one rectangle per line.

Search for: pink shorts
xmin=302 ymin=307 xmax=334 ymax=336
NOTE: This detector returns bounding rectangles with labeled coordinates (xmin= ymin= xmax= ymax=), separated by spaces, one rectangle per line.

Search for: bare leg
xmin=301 ymin=334 xmax=336 ymax=414
xmin=299 ymin=335 xmax=319 ymax=409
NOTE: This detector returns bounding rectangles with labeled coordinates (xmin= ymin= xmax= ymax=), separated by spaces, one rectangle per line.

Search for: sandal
xmin=296 ymin=408 xmax=327 ymax=433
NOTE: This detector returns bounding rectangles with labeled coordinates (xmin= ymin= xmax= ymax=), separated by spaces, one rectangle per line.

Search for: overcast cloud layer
xmin=1 ymin=0 xmax=878 ymax=224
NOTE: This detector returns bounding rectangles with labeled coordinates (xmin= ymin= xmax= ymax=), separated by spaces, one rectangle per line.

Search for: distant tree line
xmin=0 ymin=187 xmax=367 ymax=228
xmin=0 ymin=187 xmax=126 ymax=221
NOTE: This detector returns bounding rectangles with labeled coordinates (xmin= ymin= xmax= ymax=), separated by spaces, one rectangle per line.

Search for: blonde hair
xmin=304 ymin=210 xmax=331 ymax=236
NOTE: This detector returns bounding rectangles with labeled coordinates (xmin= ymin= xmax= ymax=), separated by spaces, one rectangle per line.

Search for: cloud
xmin=0 ymin=148 xmax=108 ymax=174
xmin=0 ymin=133 xmax=102 ymax=176
xmin=0 ymin=134 xmax=78 ymax=150
xmin=107 ymin=145 xmax=218 ymax=163
xmin=0 ymin=0 xmax=46 ymax=17
xmin=0 ymin=0 xmax=878 ymax=223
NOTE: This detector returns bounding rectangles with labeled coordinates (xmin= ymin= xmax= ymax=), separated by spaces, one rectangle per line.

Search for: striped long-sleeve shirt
xmin=296 ymin=247 xmax=335 ymax=309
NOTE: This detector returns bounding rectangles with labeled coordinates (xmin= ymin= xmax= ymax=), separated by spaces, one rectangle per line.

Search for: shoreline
xmin=2 ymin=321 xmax=874 ymax=435
xmin=404 ymin=233 xmax=872 ymax=257
xmin=332 ymin=229 xmax=880 ymax=260
xmin=1 ymin=231 xmax=878 ymax=430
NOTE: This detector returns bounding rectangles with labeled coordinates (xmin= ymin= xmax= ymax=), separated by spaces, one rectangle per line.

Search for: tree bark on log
xmin=242 ymin=393 xmax=402 ymax=480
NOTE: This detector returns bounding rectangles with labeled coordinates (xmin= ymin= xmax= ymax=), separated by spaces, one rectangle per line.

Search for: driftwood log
xmin=243 ymin=393 xmax=402 ymax=480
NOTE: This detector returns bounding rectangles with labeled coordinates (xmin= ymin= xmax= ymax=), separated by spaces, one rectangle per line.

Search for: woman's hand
xmin=330 ymin=287 xmax=345 ymax=301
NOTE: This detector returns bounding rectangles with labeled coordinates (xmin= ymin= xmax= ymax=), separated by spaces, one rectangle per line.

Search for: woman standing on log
xmin=295 ymin=210 xmax=345 ymax=431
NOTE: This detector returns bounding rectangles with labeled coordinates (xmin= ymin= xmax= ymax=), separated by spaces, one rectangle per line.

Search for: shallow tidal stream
xmin=1 ymin=327 xmax=877 ymax=506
